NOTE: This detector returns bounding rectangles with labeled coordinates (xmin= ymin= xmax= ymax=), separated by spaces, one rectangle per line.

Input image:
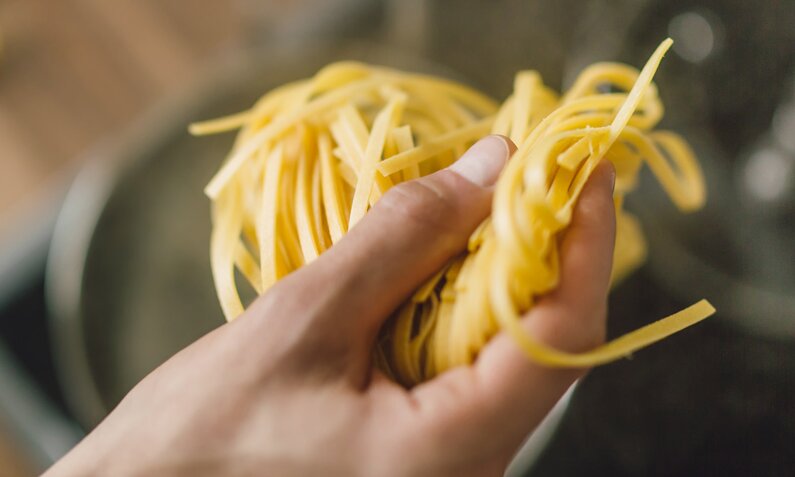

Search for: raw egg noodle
xmin=192 ymin=39 xmax=715 ymax=386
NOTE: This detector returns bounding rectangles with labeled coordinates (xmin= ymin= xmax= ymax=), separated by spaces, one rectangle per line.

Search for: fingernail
xmin=448 ymin=135 xmax=510 ymax=187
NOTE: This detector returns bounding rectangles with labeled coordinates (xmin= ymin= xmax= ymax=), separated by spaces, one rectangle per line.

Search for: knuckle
xmin=552 ymin=300 xmax=608 ymax=351
xmin=530 ymin=296 xmax=608 ymax=356
xmin=570 ymin=300 xmax=608 ymax=350
xmin=377 ymin=172 xmax=464 ymax=235
xmin=234 ymin=281 xmax=352 ymax=378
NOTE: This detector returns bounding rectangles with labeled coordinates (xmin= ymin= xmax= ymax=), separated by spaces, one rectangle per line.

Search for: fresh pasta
xmin=192 ymin=38 xmax=715 ymax=386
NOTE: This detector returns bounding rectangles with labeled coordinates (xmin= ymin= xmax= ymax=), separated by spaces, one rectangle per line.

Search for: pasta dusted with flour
xmin=192 ymin=38 xmax=715 ymax=386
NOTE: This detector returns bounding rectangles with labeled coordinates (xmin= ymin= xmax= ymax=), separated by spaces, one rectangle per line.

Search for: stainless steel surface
xmin=0 ymin=185 xmax=65 ymax=307
xmin=0 ymin=342 xmax=82 ymax=472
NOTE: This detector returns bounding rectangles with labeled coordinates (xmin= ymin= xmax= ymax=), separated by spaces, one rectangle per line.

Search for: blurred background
xmin=0 ymin=0 xmax=794 ymax=475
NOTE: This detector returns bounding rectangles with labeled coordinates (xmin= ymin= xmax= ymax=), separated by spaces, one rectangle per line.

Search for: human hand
xmin=46 ymin=135 xmax=616 ymax=477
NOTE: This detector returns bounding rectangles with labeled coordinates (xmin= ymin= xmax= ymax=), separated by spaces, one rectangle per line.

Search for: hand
xmin=45 ymin=135 xmax=616 ymax=477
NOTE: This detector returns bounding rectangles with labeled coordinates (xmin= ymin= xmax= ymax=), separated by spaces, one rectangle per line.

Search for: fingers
xmin=514 ymin=160 xmax=617 ymax=356
xmin=411 ymin=161 xmax=616 ymax=459
xmin=272 ymin=135 xmax=515 ymax=361
xmin=547 ymin=160 xmax=617 ymax=321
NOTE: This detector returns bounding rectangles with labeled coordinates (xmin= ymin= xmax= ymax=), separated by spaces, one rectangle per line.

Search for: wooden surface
xmin=0 ymin=0 xmax=246 ymax=228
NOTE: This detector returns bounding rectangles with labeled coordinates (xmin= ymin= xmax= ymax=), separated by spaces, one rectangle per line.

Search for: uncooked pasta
xmin=192 ymin=38 xmax=715 ymax=386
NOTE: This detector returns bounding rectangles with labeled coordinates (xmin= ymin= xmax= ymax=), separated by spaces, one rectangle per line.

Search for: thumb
xmin=294 ymin=135 xmax=515 ymax=360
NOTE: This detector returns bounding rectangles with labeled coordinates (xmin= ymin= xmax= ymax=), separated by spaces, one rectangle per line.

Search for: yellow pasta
xmin=193 ymin=38 xmax=715 ymax=386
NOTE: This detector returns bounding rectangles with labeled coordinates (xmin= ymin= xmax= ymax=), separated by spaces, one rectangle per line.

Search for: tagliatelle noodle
xmin=193 ymin=38 xmax=715 ymax=387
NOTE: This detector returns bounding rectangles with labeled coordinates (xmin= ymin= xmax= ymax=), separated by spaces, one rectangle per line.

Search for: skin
xmin=45 ymin=135 xmax=616 ymax=477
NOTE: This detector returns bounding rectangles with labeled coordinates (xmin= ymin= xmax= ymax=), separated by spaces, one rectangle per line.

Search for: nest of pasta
xmin=192 ymin=39 xmax=714 ymax=386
